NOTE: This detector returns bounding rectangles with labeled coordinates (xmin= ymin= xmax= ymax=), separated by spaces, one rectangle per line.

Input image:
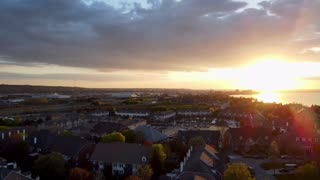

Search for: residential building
xmin=153 ymin=111 xmax=176 ymax=121
xmin=178 ymin=130 xmax=223 ymax=149
xmin=134 ymin=125 xmax=168 ymax=143
xmin=177 ymin=109 xmax=212 ymax=117
xmin=90 ymin=143 xmax=150 ymax=176
xmin=115 ymin=110 xmax=150 ymax=118
xmin=90 ymin=122 xmax=126 ymax=138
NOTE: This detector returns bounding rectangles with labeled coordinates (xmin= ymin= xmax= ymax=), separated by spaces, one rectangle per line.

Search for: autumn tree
xmin=122 ymin=129 xmax=137 ymax=143
xmin=224 ymin=163 xmax=255 ymax=180
xmin=100 ymin=132 xmax=125 ymax=143
xmin=68 ymin=168 xmax=92 ymax=180
xmin=138 ymin=165 xmax=153 ymax=180
xmin=33 ymin=152 xmax=65 ymax=180
xmin=150 ymin=144 xmax=167 ymax=177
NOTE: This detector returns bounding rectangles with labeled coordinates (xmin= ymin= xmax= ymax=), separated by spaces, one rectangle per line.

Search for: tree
xmin=224 ymin=163 xmax=255 ymax=180
xmin=138 ymin=165 xmax=153 ymax=180
xmin=188 ymin=136 xmax=205 ymax=147
xmin=33 ymin=152 xmax=65 ymax=180
xmin=150 ymin=144 xmax=167 ymax=177
xmin=122 ymin=129 xmax=137 ymax=143
xmin=296 ymin=162 xmax=320 ymax=179
xmin=100 ymin=132 xmax=125 ymax=143
xmin=68 ymin=168 xmax=92 ymax=180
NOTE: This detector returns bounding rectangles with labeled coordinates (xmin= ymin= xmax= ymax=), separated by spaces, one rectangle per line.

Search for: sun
xmin=239 ymin=59 xmax=299 ymax=91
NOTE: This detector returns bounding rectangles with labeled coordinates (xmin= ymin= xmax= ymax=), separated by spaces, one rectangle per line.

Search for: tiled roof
xmin=3 ymin=171 xmax=32 ymax=180
xmin=135 ymin=125 xmax=168 ymax=143
xmin=90 ymin=143 xmax=150 ymax=164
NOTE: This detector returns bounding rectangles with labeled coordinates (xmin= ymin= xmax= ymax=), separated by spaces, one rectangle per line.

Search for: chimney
xmin=34 ymin=137 xmax=37 ymax=144
xmin=23 ymin=129 xmax=26 ymax=134
xmin=180 ymin=162 xmax=184 ymax=172
xmin=8 ymin=131 xmax=11 ymax=137
xmin=1 ymin=133 xmax=4 ymax=140
xmin=23 ymin=134 xmax=25 ymax=141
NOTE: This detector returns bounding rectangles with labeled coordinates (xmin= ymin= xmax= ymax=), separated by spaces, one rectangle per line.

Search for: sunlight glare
xmin=257 ymin=91 xmax=280 ymax=103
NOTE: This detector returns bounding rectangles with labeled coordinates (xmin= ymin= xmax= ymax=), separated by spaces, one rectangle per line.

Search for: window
xmin=315 ymin=138 xmax=318 ymax=142
xmin=302 ymin=138 xmax=306 ymax=142
xmin=308 ymin=138 xmax=312 ymax=142
xmin=296 ymin=137 xmax=300 ymax=141
xmin=239 ymin=136 xmax=243 ymax=140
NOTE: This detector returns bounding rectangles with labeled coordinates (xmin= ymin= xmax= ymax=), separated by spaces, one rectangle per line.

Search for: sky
xmin=0 ymin=0 xmax=320 ymax=90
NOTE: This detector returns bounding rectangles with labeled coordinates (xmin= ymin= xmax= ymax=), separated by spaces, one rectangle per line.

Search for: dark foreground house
xmin=178 ymin=130 xmax=223 ymax=149
xmin=90 ymin=143 xmax=150 ymax=176
xmin=27 ymin=130 xmax=92 ymax=160
xmin=178 ymin=144 xmax=224 ymax=180
xmin=1 ymin=171 xmax=33 ymax=180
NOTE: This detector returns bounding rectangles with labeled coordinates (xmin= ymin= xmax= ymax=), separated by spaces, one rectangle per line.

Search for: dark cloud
xmin=0 ymin=0 xmax=319 ymax=71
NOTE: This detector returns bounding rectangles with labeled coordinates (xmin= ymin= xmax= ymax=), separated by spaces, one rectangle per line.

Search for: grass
xmin=260 ymin=161 xmax=286 ymax=170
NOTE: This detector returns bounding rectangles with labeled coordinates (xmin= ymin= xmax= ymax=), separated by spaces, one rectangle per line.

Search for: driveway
xmin=228 ymin=155 xmax=276 ymax=180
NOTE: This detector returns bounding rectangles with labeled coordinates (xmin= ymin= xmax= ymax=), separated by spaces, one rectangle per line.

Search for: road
xmin=228 ymin=155 xmax=276 ymax=180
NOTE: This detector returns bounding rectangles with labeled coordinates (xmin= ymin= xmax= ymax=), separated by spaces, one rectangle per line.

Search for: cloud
xmin=0 ymin=71 xmax=167 ymax=82
xmin=0 ymin=0 xmax=319 ymax=71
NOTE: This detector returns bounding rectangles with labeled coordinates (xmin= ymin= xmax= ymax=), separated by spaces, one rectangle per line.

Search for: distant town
xmin=0 ymin=85 xmax=320 ymax=180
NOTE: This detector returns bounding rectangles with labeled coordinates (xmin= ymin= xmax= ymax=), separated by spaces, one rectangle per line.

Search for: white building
xmin=115 ymin=110 xmax=150 ymax=118
xmin=154 ymin=111 xmax=176 ymax=121
xmin=177 ymin=109 xmax=212 ymax=116
xmin=91 ymin=111 xmax=110 ymax=117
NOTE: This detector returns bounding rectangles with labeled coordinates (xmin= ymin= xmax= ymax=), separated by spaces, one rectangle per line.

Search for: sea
xmin=231 ymin=91 xmax=320 ymax=107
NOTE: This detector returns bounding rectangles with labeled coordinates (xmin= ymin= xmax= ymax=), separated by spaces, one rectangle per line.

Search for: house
xmin=178 ymin=144 xmax=224 ymax=180
xmin=90 ymin=143 xmax=150 ymax=176
xmin=115 ymin=110 xmax=150 ymax=118
xmin=153 ymin=111 xmax=176 ymax=121
xmin=280 ymin=129 xmax=320 ymax=154
xmin=177 ymin=109 xmax=212 ymax=117
xmin=0 ymin=127 xmax=33 ymax=141
xmin=223 ymin=127 xmax=274 ymax=153
xmin=39 ymin=113 xmax=88 ymax=132
xmin=134 ymin=125 xmax=168 ymax=143
xmin=121 ymin=119 xmax=147 ymax=130
xmin=91 ymin=111 xmax=110 ymax=117
xmin=178 ymin=130 xmax=223 ymax=149
xmin=90 ymin=122 xmax=126 ymax=138
xmin=161 ymin=127 xmax=181 ymax=138
xmin=27 ymin=130 xmax=93 ymax=160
